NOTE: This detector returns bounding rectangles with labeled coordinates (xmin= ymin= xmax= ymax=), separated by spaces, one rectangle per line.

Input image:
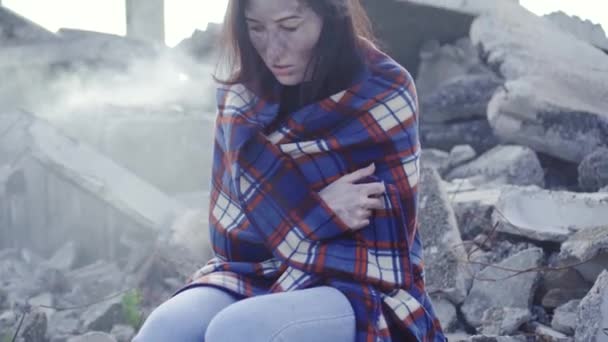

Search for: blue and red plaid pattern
xmin=175 ymin=41 xmax=446 ymax=342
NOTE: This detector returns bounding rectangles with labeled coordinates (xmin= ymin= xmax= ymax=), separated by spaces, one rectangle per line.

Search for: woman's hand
xmin=319 ymin=163 xmax=385 ymax=231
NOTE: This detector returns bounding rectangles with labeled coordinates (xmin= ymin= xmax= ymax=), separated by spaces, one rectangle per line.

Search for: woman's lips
xmin=272 ymin=65 xmax=293 ymax=76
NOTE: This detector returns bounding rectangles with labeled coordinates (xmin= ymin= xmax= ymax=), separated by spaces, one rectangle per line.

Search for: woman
xmin=134 ymin=0 xmax=446 ymax=341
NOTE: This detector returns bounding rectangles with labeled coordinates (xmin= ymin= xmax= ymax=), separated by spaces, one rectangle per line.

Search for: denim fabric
xmin=133 ymin=286 xmax=356 ymax=342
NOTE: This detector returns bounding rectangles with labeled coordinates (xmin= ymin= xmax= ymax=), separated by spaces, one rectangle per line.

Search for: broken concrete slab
xmin=575 ymin=270 xmax=608 ymax=342
xmin=491 ymin=187 xmax=608 ymax=243
xmin=525 ymin=322 xmax=572 ymax=342
xmin=421 ymin=148 xmax=449 ymax=173
xmin=557 ymin=225 xmax=608 ymax=283
xmin=420 ymin=73 xmax=502 ymax=124
xmin=537 ymin=267 xmax=590 ymax=309
xmin=445 ymin=145 xmax=544 ymax=187
xmin=1 ymin=111 xmax=187 ymax=260
xmin=419 ymin=166 xmax=472 ymax=304
xmin=461 ymin=247 xmax=544 ymax=327
xmin=361 ymin=0 xmax=473 ymax=79
xmin=81 ymin=296 xmax=125 ymax=332
xmin=0 ymin=6 xmax=58 ymax=45
xmin=67 ymin=332 xmax=118 ymax=342
xmin=416 ymin=37 xmax=493 ymax=97
xmin=110 ymin=324 xmax=136 ymax=342
xmin=541 ymin=288 xmax=588 ymax=309
xmin=551 ymin=299 xmax=580 ymax=336
xmin=432 ymin=296 xmax=458 ymax=332
xmin=21 ymin=310 xmax=48 ymax=342
xmin=479 ymin=307 xmax=531 ymax=336
xmin=447 ymin=145 xmax=477 ymax=170
xmin=467 ymin=240 xmax=536 ymax=278
xmin=42 ymin=241 xmax=77 ymax=272
xmin=475 ymin=3 xmax=608 ymax=163
xmin=443 ymin=179 xmax=504 ymax=239
xmin=420 ymin=119 xmax=500 ymax=154
xmin=544 ymin=11 xmax=608 ymax=51
xmin=174 ymin=24 xmax=222 ymax=62
xmin=578 ymin=147 xmax=608 ymax=192
xmin=457 ymin=335 xmax=529 ymax=342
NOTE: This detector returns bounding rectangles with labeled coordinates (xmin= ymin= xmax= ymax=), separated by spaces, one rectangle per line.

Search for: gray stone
xmin=447 ymin=145 xmax=477 ymax=169
xmin=21 ymin=310 xmax=47 ymax=342
xmin=34 ymin=266 xmax=71 ymax=294
xmin=28 ymin=292 xmax=55 ymax=317
xmin=575 ymin=270 xmax=608 ymax=342
xmin=446 ymin=145 xmax=544 ymax=187
xmin=421 ymin=73 xmax=503 ymax=124
xmin=541 ymin=288 xmax=588 ymax=309
xmin=558 ymin=225 xmax=608 ymax=283
xmin=444 ymin=180 xmax=504 ymax=240
xmin=544 ymin=11 xmax=608 ymax=51
xmin=467 ymin=240 xmax=536 ymax=278
xmin=110 ymin=324 xmax=136 ymax=342
xmin=81 ymin=296 xmax=125 ymax=332
xmin=461 ymin=247 xmax=544 ymax=327
xmin=578 ymin=147 xmax=608 ymax=192
xmin=43 ymin=241 xmax=77 ymax=272
xmin=47 ymin=310 xmax=80 ymax=340
xmin=538 ymin=266 xmax=590 ymax=303
xmin=419 ymin=166 xmax=472 ymax=304
xmin=444 ymin=332 xmax=472 ymax=341
xmin=551 ymin=299 xmax=580 ymax=336
xmin=528 ymin=322 xmax=572 ymax=341
xmin=460 ymin=335 xmax=529 ymax=342
xmin=479 ymin=307 xmax=531 ymax=335
xmin=432 ymin=296 xmax=458 ymax=332
xmin=492 ymin=187 xmax=608 ymax=243
xmin=420 ymin=148 xmax=449 ymax=174
xmin=420 ymin=119 xmax=499 ymax=154
xmin=67 ymin=332 xmax=117 ymax=342
xmin=174 ymin=24 xmax=222 ymax=62
xmin=67 ymin=261 xmax=124 ymax=303
xmin=475 ymin=4 xmax=608 ymax=164
xmin=0 ymin=288 xmax=7 ymax=310
xmin=0 ymin=310 xmax=18 ymax=332
xmin=416 ymin=37 xmax=489 ymax=97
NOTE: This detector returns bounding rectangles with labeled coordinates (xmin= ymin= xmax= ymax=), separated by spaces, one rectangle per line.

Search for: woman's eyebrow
xmin=245 ymin=15 xmax=302 ymax=23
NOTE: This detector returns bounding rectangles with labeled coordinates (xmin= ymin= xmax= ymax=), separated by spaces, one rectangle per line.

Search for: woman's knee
xmin=205 ymin=287 xmax=356 ymax=342
xmin=133 ymin=286 xmax=238 ymax=342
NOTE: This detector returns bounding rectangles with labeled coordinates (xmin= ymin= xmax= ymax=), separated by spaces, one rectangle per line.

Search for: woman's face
xmin=244 ymin=0 xmax=323 ymax=85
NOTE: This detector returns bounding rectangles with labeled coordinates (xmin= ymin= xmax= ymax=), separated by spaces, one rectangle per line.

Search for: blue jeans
xmin=133 ymin=286 xmax=356 ymax=341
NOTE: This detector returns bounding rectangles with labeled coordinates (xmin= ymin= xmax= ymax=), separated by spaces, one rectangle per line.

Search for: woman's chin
xmin=274 ymin=74 xmax=302 ymax=86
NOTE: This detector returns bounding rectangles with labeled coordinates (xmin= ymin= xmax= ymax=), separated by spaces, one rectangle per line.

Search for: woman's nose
xmin=265 ymin=32 xmax=287 ymax=65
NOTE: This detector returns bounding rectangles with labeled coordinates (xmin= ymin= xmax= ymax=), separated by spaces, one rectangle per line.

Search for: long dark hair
xmin=214 ymin=0 xmax=377 ymax=104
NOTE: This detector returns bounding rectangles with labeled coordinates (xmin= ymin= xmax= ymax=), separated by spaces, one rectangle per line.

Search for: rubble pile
xmin=402 ymin=0 xmax=608 ymax=340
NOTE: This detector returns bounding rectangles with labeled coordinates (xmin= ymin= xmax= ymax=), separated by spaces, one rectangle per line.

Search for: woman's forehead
xmin=244 ymin=0 xmax=309 ymax=21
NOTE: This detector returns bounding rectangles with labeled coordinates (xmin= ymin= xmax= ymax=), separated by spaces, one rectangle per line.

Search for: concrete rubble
xmin=491 ymin=187 xmax=608 ymax=243
xmin=419 ymin=166 xmax=472 ymax=304
xmin=445 ymin=145 xmax=544 ymax=187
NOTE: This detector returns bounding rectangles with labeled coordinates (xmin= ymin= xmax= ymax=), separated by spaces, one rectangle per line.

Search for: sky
xmin=3 ymin=0 xmax=607 ymax=47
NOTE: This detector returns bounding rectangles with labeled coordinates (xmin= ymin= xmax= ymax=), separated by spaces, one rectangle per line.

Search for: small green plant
xmin=121 ymin=289 xmax=143 ymax=330
xmin=2 ymin=332 xmax=13 ymax=342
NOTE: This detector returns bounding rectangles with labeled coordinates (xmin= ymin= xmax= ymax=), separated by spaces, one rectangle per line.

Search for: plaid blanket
xmin=175 ymin=41 xmax=446 ymax=342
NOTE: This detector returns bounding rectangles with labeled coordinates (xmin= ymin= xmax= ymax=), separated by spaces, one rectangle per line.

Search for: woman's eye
xmin=249 ymin=26 xmax=264 ymax=33
xmin=282 ymin=26 xmax=299 ymax=32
